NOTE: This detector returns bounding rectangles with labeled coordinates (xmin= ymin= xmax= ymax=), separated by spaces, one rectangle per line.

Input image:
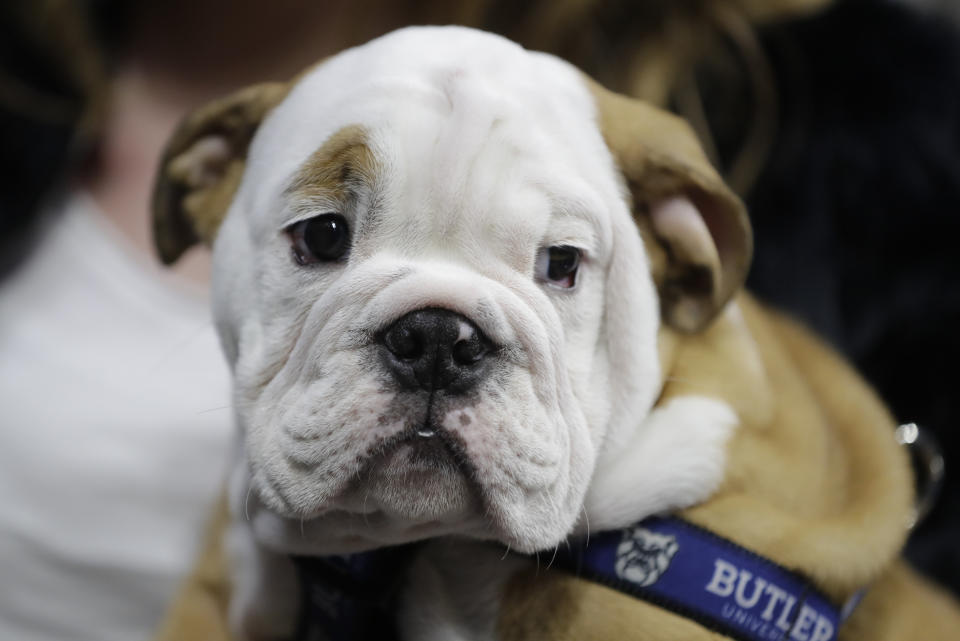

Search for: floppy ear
xmin=152 ymin=82 xmax=289 ymax=265
xmin=587 ymin=79 xmax=752 ymax=333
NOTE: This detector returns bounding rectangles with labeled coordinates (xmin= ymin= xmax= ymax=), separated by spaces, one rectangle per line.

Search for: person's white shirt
xmin=0 ymin=192 xmax=233 ymax=641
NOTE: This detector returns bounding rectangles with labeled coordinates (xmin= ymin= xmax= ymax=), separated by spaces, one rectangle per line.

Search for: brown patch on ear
xmin=152 ymin=81 xmax=290 ymax=264
xmin=284 ymin=125 xmax=377 ymax=205
xmin=586 ymin=76 xmax=752 ymax=332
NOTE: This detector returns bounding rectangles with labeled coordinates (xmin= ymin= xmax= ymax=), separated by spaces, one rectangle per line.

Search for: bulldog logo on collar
xmin=615 ymin=526 xmax=680 ymax=587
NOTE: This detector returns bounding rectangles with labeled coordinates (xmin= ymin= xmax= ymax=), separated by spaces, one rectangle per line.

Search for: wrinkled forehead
xmin=239 ymin=27 xmax=623 ymax=233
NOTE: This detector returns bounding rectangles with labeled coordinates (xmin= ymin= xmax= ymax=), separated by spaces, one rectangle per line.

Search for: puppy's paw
xmin=584 ymin=395 xmax=738 ymax=531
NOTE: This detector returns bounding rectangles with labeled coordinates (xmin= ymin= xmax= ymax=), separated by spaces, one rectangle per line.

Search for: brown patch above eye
xmin=284 ymin=125 xmax=379 ymax=203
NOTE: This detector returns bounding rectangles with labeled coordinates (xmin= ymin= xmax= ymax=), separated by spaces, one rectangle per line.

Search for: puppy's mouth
xmin=395 ymin=429 xmax=457 ymax=469
xmin=332 ymin=424 xmax=483 ymax=523
xmin=368 ymin=427 xmax=463 ymax=478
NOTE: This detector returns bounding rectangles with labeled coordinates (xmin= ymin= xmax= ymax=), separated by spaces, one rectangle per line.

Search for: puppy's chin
xmin=248 ymin=433 xmax=492 ymax=555
xmin=335 ymin=436 xmax=481 ymax=523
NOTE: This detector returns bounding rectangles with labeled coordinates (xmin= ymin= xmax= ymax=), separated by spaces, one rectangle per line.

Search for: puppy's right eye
xmin=287 ymin=214 xmax=350 ymax=265
xmin=535 ymin=245 xmax=581 ymax=289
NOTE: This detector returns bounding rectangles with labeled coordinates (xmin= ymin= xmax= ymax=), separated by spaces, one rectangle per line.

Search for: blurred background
xmin=1 ymin=1 xmax=958 ymax=640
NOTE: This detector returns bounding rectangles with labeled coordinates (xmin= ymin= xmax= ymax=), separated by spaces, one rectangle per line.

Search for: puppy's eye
xmin=535 ymin=245 xmax=581 ymax=289
xmin=287 ymin=214 xmax=350 ymax=265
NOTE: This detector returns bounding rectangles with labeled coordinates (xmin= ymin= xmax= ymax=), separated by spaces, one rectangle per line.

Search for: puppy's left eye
xmin=535 ymin=245 xmax=581 ymax=289
xmin=287 ymin=213 xmax=350 ymax=265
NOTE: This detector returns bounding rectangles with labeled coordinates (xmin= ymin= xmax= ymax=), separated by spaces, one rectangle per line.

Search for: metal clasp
xmin=895 ymin=422 xmax=945 ymax=530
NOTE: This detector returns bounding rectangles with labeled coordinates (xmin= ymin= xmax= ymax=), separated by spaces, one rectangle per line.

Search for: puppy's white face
xmin=212 ymin=27 xmax=661 ymax=554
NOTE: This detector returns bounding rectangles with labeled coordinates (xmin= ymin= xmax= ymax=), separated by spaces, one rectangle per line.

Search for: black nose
xmin=380 ymin=308 xmax=493 ymax=392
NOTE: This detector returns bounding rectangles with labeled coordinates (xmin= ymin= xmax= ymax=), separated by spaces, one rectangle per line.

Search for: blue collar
xmin=553 ymin=516 xmax=863 ymax=641
xmin=291 ymin=517 xmax=863 ymax=641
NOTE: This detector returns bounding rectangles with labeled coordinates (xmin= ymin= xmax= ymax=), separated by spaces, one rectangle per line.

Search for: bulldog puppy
xmin=153 ymin=26 xmax=955 ymax=641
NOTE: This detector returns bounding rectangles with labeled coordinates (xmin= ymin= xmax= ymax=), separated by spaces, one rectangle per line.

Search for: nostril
xmin=452 ymin=336 xmax=487 ymax=365
xmin=385 ymin=325 xmax=423 ymax=360
xmin=380 ymin=308 xmax=495 ymax=392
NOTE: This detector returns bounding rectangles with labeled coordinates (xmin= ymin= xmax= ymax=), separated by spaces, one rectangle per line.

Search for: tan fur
xmin=842 ymin=561 xmax=960 ymax=640
xmin=284 ymin=125 xmax=378 ymax=206
xmin=587 ymin=78 xmax=753 ymax=333
xmin=679 ymin=300 xmax=914 ymax=599
xmin=152 ymin=81 xmax=290 ymax=265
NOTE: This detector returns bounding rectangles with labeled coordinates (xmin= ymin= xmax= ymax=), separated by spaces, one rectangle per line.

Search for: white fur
xmin=206 ymin=26 xmax=737 ymax=639
xmin=584 ymin=396 xmax=738 ymax=532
